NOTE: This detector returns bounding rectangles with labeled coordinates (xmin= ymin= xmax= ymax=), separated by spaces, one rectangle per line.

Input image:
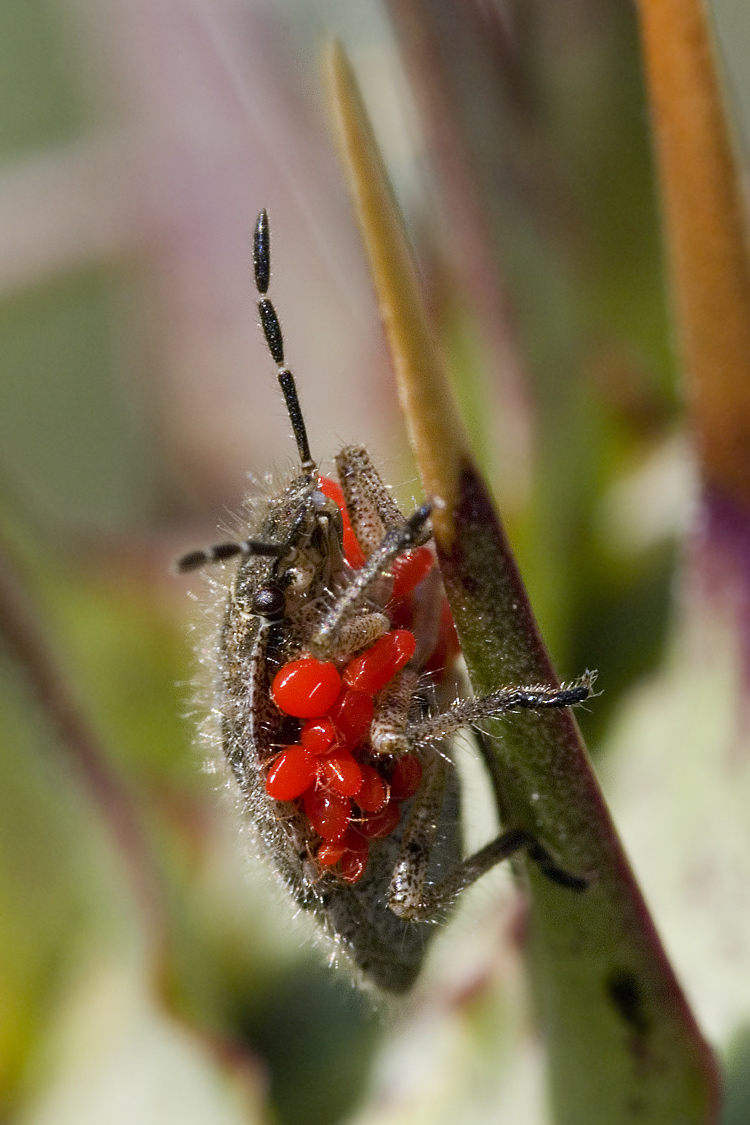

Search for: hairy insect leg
xmin=370 ymin=668 xmax=419 ymax=755
xmin=310 ymin=502 xmax=432 ymax=657
xmin=405 ymin=674 xmax=596 ymax=748
xmin=387 ymin=756 xmax=588 ymax=921
xmin=335 ymin=445 xmax=416 ymax=556
xmin=331 ymin=610 xmax=390 ymax=658
xmin=369 ymin=670 xmax=594 ymax=756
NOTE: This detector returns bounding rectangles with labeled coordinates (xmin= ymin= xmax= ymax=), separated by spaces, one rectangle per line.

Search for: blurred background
xmin=0 ymin=1 xmax=748 ymax=1122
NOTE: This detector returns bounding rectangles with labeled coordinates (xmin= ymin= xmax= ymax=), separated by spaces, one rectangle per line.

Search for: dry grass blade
xmin=637 ymin=0 xmax=750 ymax=505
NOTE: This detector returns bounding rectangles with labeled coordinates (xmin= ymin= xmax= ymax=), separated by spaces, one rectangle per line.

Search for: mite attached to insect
xmin=177 ymin=209 xmax=594 ymax=993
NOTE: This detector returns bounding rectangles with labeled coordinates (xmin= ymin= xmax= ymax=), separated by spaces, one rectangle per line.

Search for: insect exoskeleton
xmin=177 ymin=209 xmax=594 ymax=993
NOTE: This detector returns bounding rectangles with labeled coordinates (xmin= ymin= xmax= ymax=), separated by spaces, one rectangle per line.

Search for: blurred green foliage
xmin=0 ymin=0 xmax=83 ymax=156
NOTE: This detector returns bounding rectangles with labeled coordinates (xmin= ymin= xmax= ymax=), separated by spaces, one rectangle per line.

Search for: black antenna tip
xmin=254 ymin=209 xmax=270 ymax=294
xmin=175 ymin=549 xmax=209 ymax=573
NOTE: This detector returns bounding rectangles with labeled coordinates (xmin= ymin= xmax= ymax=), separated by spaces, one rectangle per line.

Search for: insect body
xmin=178 ymin=210 xmax=593 ymax=993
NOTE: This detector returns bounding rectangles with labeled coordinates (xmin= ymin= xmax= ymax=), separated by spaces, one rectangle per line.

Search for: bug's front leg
xmin=335 ymin=445 xmax=414 ymax=555
xmin=387 ymin=755 xmax=589 ymax=922
xmin=306 ymin=446 xmax=435 ymax=660
xmin=309 ymin=504 xmax=431 ymax=658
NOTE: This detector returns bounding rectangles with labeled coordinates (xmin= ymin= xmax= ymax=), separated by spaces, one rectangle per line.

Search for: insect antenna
xmin=254 ymin=209 xmax=316 ymax=475
xmin=175 ymin=539 xmax=288 ymax=574
xmin=174 ymin=210 xmax=320 ymax=574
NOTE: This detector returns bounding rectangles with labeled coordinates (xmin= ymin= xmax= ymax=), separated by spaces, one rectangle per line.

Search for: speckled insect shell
xmin=215 ymin=473 xmax=455 ymax=993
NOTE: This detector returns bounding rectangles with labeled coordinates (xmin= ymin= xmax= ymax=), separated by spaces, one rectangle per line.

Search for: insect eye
xmin=251 ymin=586 xmax=286 ymax=619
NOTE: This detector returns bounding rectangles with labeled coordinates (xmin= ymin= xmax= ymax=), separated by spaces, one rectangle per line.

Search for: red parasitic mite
xmin=176 ymin=209 xmax=595 ymax=993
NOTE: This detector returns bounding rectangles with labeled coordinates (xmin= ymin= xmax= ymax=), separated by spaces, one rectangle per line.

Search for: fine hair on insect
xmin=176 ymin=209 xmax=594 ymax=993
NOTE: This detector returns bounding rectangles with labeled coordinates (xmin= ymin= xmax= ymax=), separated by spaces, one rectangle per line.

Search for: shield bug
xmin=177 ymin=209 xmax=593 ymax=993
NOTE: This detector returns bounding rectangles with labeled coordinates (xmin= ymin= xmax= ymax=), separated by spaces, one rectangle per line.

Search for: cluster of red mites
xmin=264 ymin=476 xmax=448 ymax=884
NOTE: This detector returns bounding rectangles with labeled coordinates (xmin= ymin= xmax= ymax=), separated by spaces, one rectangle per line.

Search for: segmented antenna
xmin=253 ymin=210 xmax=315 ymax=474
xmin=176 ymin=539 xmax=287 ymax=573
xmin=174 ymin=211 xmax=319 ymax=574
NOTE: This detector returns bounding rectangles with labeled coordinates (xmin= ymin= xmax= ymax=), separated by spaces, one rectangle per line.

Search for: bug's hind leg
xmin=387 ymin=756 xmax=589 ymax=922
